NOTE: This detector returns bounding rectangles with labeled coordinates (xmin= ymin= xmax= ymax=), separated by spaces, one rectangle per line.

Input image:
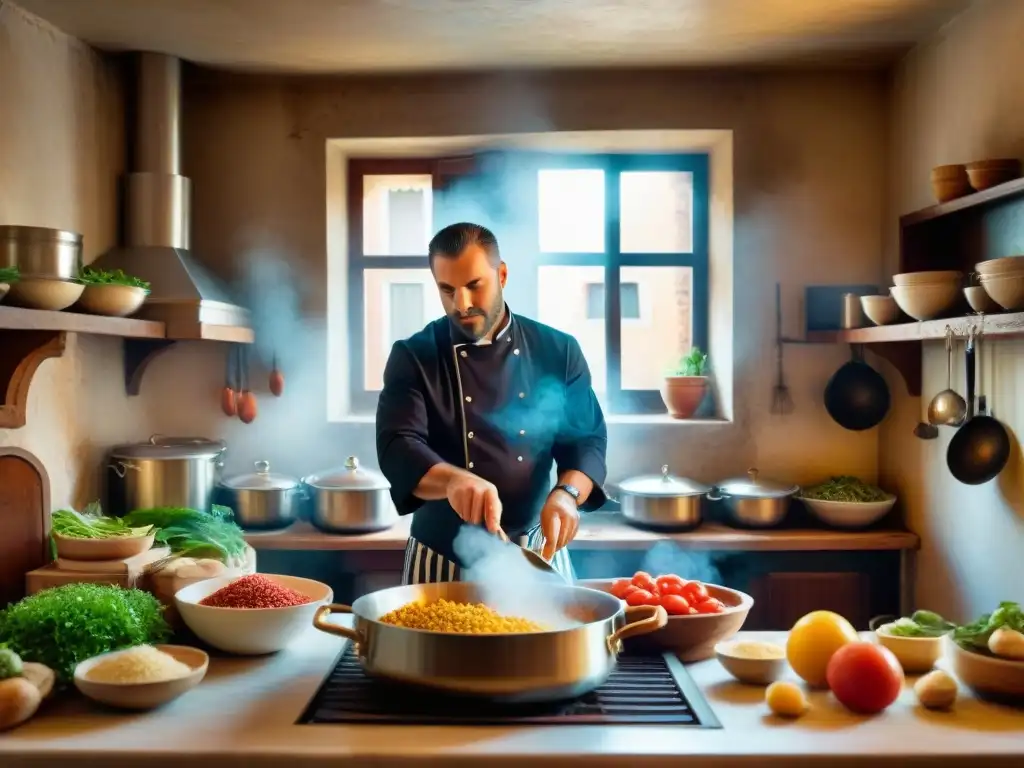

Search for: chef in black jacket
xmin=376 ymin=222 xmax=608 ymax=585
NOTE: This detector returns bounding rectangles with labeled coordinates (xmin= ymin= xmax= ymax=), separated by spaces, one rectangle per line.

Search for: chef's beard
xmin=449 ymin=286 xmax=505 ymax=343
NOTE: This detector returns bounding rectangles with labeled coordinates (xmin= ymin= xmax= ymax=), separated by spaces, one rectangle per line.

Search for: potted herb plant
xmin=660 ymin=347 xmax=710 ymax=419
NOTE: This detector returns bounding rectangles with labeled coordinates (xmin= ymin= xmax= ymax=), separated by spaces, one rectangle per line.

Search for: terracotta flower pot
xmin=660 ymin=376 xmax=709 ymax=419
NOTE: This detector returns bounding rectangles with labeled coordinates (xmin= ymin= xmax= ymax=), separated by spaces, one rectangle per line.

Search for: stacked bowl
xmin=976 ymin=256 xmax=1024 ymax=311
xmin=890 ymin=271 xmax=962 ymax=321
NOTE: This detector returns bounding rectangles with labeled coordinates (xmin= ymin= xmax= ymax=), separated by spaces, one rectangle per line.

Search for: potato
xmin=0 ymin=677 xmax=41 ymax=732
xmin=988 ymin=628 xmax=1024 ymax=661
xmin=766 ymin=681 xmax=809 ymax=718
xmin=20 ymin=663 xmax=55 ymax=699
xmin=914 ymin=669 xmax=958 ymax=710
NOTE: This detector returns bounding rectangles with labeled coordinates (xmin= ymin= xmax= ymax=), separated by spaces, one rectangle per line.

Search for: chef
xmin=376 ymin=222 xmax=608 ymax=585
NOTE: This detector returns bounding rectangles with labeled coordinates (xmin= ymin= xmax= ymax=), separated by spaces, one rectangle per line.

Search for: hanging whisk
xmin=771 ymin=283 xmax=794 ymax=415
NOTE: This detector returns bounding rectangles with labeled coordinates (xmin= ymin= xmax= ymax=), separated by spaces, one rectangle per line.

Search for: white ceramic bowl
xmin=74 ymin=644 xmax=208 ymax=711
xmin=53 ymin=532 xmax=155 ymax=561
xmin=800 ymin=495 xmax=897 ymax=529
xmin=892 ymin=271 xmax=963 ymax=287
xmin=714 ymin=639 xmax=788 ymax=685
xmin=175 ymin=573 xmax=333 ymax=655
xmin=890 ymin=283 xmax=960 ymax=321
xmin=875 ymin=625 xmax=945 ymax=673
xmin=5 ymin=277 xmax=84 ymax=310
xmin=978 ymin=273 xmax=1024 ymax=310
xmin=859 ymin=294 xmax=901 ymax=325
xmin=975 ymin=255 xmax=1024 ymax=277
xmin=947 ymin=636 xmax=1024 ymax=704
xmin=964 ymin=286 xmax=1001 ymax=314
xmin=76 ymin=284 xmax=149 ymax=317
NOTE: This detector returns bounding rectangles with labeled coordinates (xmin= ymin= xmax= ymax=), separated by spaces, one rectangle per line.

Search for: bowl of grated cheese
xmin=73 ymin=644 xmax=208 ymax=710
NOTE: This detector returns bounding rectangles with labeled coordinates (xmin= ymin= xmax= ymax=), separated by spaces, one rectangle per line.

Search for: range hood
xmin=90 ymin=53 xmax=252 ymax=341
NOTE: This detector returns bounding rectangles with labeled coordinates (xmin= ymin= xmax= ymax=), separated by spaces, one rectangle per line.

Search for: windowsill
xmin=332 ymin=413 xmax=732 ymax=426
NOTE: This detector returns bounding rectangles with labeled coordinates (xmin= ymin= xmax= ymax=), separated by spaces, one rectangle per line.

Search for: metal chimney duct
xmin=90 ymin=52 xmax=251 ymax=341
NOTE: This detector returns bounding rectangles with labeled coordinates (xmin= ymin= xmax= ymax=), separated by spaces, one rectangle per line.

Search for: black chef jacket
xmin=375 ymin=308 xmax=608 ymax=565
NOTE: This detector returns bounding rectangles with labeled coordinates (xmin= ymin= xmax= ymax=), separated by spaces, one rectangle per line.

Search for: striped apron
xmin=401 ymin=525 xmax=576 ymax=585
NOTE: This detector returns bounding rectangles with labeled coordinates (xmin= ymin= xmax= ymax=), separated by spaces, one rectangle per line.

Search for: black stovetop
xmin=298 ymin=647 xmax=721 ymax=727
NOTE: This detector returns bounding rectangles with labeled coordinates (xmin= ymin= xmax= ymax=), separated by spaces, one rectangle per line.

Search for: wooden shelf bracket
xmin=861 ymin=341 xmax=922 ymax=397
xmin=124 ymin=339 xmax=178 ymax=396
xmin=0 ymin=330 xmax=67 ymax=428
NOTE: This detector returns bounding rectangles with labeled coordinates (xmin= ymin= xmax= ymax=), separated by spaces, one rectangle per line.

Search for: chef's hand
xmin=446 ymin=472 xmax=503 ymax=534
xmin=540 ymin=490 xmax=580 ymax=561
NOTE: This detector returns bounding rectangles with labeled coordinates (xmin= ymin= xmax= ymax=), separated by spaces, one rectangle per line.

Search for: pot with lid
xmin=616 ymin=465 xmax=710 ymax=531
xmin=105 ymin=435 xmax=226 ymax=516
xmin=303 ymin=456 xmax=397 ymax=534
xmin=707 ymin=467 xmax=798 ymax=528
xmin=217 ymin=460 xmax=305 ymax=531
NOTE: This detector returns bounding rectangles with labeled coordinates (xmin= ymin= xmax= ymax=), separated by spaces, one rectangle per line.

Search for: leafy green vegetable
xmin=0 ymin=265 xmax=19 ymax=284
xmin=0 ymin=584 xmax=170 ymax=683
xmin=0 ymin=647 xmax=23 ymax=679
xmin=670 ymin=348 xmax=709 ymax=377
xmin=77 ymin=266 xmax=150 ymax=291
xmin=954 ymin=601 xmax=1024 ymax=652
xmin=123 ymin=505 xmax=246 ymax=564
xmin=801 ymin=476 xmax=891 ymax=503
xmin=51 ymin=503 xmax=152 ymax=540
xmin=882 ymin=610 xmax=956 ymax=638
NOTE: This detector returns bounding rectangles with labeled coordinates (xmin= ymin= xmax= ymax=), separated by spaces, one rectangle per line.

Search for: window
xmin=347 ymin=152 xmax=709 ymax=414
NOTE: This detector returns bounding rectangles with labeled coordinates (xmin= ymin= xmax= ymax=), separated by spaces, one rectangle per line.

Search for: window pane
xmin=538 ymin=169 xmax=605 ymax=253
xmin=620 ymin=266 xmax=693 ymax=391
xmin=363 ymin=268 xmax=435 ymax=390
xmin=537 ymin=265 xmax=606 ymax=394
xmin=584 ymin=282 xmax=640 ymax=321
xmin=362 ymin=175 xmax=433 ymax=255
xmin=620 ymin=171 xmax=693 ymax=253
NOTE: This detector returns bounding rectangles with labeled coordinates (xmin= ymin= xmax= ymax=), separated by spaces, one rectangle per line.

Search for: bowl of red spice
xmin=174 ymin=573 xmax=333 ymax=655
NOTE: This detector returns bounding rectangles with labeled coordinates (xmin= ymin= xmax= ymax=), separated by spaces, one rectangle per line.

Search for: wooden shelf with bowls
xmin=0 ymin=306 xmax=253 ymax=428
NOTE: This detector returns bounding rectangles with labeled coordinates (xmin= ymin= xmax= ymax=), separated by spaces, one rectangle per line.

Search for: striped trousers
xmin=401 ymin=526 xmax=576 ymax=584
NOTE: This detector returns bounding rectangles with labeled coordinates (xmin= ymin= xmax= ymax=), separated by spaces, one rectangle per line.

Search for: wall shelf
xmin=0 ymin=306 xmax=252 ymax=428
xmin=899 ymin=177 xmax=1024 ymax=228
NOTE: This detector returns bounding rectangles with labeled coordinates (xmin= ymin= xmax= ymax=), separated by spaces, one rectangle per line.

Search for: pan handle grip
xmin=964 ymin=333 xmax=976 ymax=419
xmin=313 ymin=603 xmax=364 ymax=646
xmin=606 ymin=604 xmax=668 ymax=654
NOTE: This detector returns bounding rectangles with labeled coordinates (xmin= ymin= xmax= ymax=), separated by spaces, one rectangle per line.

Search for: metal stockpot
xmin=217 ymin=460 xmax=305 ymax=531
xmin=707 ymin=467 xmax=799 ymax=528
xmin=0 ymin=225 xmax=82 ymax=278
xmin=106 ymin=435 xmax=226 ymax=516
xmin=303 ymin=456 xmax=397 ymax=533
xmin=312 ymin=581 xmax=667 ymax=702
xmin=616 ymin=465 xmax=710 ymax=531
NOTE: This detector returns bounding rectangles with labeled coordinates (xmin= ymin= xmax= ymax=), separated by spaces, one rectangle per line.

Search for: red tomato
xmin=659 ymin=593 xmax=691 ymax=616
xmin=695 ymin=598 xmax=726 ymax=614
xmin=826 ymin=642 xmax=904 ymax=715
xmin=681 ymin=581 xmax=709 ymax=604
xmin=609 ymin=578 xmax=633 ymax=599
xmin=656 ymin=575 xmax=685 ymax=595
xmin=625 ymin=589 xmax=655 ymax=607
xmin=687 ymin=606 xmax=700 ymax=615
xmin=631 ymin=571 xmax=658 ymax=593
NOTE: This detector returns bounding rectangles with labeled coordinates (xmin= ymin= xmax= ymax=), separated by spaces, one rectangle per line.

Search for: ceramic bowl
xmin=74 ymin=644 xmax=208 ymax=711
xmin=892 ymin=271 xmax=963 ymax=287
xmin=890 ymin=283 xmax=960 ymax=321
xmin=175 ymin=573 xmax=333 ymax=655
xmin=978 ymin=273 xmax=1024 ymax=311
xmin=875 ymin=624 xmax=945 ymax=673
xmin=975 ymin=255 xmax=1024 ymax=277
xmin=76 ymin=284 xmax=149 ymax=317
xmin=800 ymin=495 xmax=897 ymax=529
xmin=860 ymin=294 xmax=901 ymax=326
xmin=964 ymin=286 xmax=1001 ymax=314
xmin=0 ymin=283 xmax=9 ymax=304
xmin=52 ymin=532 xmax=155 ymax=561
xmin=947 ymin=636 xmax=1024 ymax=705
xmin=5 ymin=277 xmax=84 ymax=311
xmin=714 ymin=639 xmax=788 ymax=685
xmin=577 ymin=579 xmax=753 ymax=662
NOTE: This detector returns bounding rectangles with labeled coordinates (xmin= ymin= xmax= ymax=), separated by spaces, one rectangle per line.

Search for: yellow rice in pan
xmin=378 ymin=598 xmax=546 ymax=634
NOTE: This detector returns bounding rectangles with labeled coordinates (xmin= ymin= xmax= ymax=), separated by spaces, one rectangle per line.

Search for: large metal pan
xmin=312 ymin=581 xmax=667 ymax=703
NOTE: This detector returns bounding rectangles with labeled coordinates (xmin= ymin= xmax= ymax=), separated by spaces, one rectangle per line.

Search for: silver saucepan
xmin=707 ymin=467 xmax=799 ymax=528
xmin=312 ymin=581 xmax=667 ymax=702
xmin=616 ymin=465 xmax=710 ymax=531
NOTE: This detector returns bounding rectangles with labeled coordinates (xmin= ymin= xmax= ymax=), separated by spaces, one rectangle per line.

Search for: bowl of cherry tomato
xmin=578 ymin=571 xmax=753 ymax=661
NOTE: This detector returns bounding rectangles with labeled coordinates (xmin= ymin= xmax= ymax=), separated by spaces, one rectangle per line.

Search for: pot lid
xmin=618 ymin=465 xmax=710 ymax=497
xmin=222 ymin=460 xmax=299 ymax=491
xmin=110 ymin=434 xmax=225 ymax=460
xmin=304 ymin=456 xmax=390 ymax=491
xmin=714 ymin=467 xmax=798 ymax=498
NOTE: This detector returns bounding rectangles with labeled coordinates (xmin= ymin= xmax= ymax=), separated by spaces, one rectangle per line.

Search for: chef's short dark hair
xmin=428 ymin=223 xmax=500 ymax=267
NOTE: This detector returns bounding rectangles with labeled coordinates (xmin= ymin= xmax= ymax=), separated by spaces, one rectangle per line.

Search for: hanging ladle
xmin=927 ymin=325 xmax=967 ymax=427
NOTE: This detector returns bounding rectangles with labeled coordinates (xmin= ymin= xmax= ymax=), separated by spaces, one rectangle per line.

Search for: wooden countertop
xmin=244 ymin=514 xmax=920 ymax=552
xmin=1 ymin=628 xmax=1019 ymax=767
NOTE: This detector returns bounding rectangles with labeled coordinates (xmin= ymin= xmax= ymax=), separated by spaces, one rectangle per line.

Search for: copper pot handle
xmin=605 ymin=604 xmax=668 ymax=654
xmin=312 ymin=603 xmax=365 ymax=645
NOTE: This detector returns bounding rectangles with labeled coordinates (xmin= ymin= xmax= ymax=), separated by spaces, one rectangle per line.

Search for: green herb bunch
xmin=801 ymin=476 xmax=890 ymax=503
xmin=670 ymin=347 xmax=709 ymax=377
xmin=0 ymin=584 xmax=170 ymax=682
xmin=0 ymin=265 xmax=19 ymax=284
xmin=78 ymin=266 xmax=150 ymax=291
xmin=123 ymin=505 xmax=247 ymax=563
xmin=955 ymin=601 xmax=1024 ymax=652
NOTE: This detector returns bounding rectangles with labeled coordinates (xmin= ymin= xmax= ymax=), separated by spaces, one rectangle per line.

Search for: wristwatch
xmin=553 ymin=483 xmax=581 ymax=507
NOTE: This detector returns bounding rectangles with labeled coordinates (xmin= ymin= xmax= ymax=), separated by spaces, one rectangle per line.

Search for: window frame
xmin=346 ymin=152 xmax=710 ymax=415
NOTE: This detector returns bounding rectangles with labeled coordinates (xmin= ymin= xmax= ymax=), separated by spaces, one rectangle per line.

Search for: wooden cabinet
xmin=745 ymin=572 xmax=872 ymax=631
xmin=0 ymin=448 xmax=51 ymax=606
